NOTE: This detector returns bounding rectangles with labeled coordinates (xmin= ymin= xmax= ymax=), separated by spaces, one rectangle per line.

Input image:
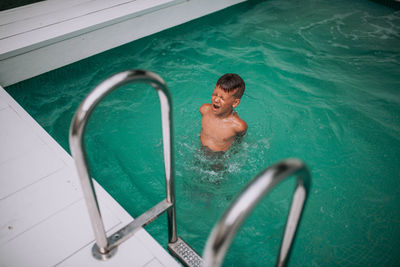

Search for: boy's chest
xmin=202 ymin=115 xmax=236 ymax=140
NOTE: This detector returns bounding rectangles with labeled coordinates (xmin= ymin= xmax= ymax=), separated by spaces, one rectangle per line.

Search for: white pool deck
xmin=0 ymin=0 xmax=245 ymax=266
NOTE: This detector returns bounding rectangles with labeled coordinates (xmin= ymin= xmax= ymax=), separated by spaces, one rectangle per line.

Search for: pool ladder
xmin=69 ymin=70 xmax=311 ymax=267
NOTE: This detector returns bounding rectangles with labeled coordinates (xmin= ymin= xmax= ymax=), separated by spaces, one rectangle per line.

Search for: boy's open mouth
xmin=213 ymin=104 xmax=220 ymax=110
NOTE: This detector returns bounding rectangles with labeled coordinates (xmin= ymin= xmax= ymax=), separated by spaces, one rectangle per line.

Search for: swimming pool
xmin=6 ymin=0 xmax=400 ymax=266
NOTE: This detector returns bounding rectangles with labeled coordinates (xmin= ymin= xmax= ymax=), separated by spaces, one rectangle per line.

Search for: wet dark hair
xmin=216 ymin=73 xmax=245 ymax=98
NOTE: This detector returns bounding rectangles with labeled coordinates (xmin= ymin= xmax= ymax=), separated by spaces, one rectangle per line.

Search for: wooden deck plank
xmin=0 ymin=168 xmax=82 ymax=246
xmin=0 ymin=0 xmax=93 ymax=25
xmin=0 ymin=143 xmax=64 ymax=200
xmin=0 ymin=200 xmax=122 ymax=267
xmin=0 ymin=0 xmax=133 ymax=36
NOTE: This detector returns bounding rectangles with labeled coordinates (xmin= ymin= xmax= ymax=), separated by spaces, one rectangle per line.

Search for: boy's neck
xmin=215 ymin=109 xmax=234 ymax=119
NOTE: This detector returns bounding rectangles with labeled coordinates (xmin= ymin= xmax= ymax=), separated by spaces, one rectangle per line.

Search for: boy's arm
xmin=235 ymin=120 xmax=248 ymax=143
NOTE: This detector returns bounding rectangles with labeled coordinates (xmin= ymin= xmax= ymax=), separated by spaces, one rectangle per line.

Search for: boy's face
xmin=211 ymin=86 xmax=240 ymax=116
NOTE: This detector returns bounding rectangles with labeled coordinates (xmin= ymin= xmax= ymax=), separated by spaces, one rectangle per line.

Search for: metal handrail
xmin=69 ymin=70 xmax=177 ymax=259
xmin=203 ymin=158 xmax=311 ymax=267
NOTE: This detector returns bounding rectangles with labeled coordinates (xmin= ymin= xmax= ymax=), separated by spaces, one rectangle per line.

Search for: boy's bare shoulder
xmin=200 ymin=103 xmax=211 ymax=114
xmin=233 ymin=113 xmax=248 ymax=133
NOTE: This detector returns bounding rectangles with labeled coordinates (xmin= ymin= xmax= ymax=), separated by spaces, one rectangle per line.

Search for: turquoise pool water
xmin=6 ymin=0 xmax=400 ymax=266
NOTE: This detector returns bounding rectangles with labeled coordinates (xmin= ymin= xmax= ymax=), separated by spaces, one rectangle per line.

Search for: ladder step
xmin=106 ymin=199 xmax=172 ymax=250
xmin=168 ymin=237 xmax=204 ymax=267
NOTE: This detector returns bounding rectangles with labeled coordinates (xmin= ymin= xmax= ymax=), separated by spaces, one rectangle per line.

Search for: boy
xmin=200 ymin=73 xmax=248 ymax=152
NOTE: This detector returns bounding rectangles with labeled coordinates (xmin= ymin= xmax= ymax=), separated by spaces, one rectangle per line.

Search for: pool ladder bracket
xmin=92 ymin=243 xmax=117 ymax=261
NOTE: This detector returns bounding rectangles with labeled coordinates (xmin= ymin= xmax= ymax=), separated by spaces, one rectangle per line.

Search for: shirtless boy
xmin=200 ymin=73 xmax=248 ymax=152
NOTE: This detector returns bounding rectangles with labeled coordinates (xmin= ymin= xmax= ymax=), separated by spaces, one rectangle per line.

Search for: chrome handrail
xmin=203 ymin=158 xmax=311 ymax=267
xmin=69 ymin=70 xmax=177 ymax=259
